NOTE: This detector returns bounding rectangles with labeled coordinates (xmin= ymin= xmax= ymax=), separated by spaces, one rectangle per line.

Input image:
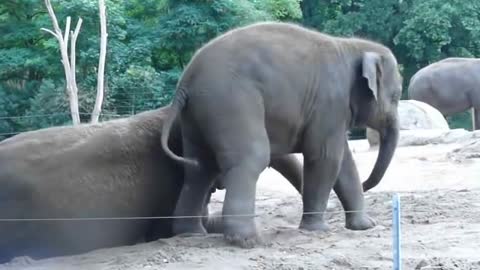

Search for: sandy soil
xmin=1 ymin=139 xmax=480 ymax=270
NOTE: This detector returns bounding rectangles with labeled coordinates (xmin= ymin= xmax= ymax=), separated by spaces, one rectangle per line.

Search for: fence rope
xmin=0 ymin=210 xmax=369 ymax=222
xmin=0 ymin=205 xmax=474 ymax=222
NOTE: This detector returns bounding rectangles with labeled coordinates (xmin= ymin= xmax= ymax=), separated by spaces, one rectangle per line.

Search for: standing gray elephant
xmin=408 ymin=57 xmax=480 ymax=130
xmin=161 ymin=22 xmax=402 ymax=247
xmin=0 ymin=106 xmax=302 ymax=263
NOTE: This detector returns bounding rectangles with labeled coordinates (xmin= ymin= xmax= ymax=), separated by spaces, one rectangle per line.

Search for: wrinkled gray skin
xmin=0 ymin=106 xmax=303 ymax=263
xmin=408 ymin=57 xmax=480 ymax=130
xmin=161 ymin=22 xmax=402 ymax=248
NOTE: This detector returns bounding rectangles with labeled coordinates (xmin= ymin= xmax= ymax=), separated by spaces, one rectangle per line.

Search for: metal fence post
xmin=393 ymin=193 xmax=402 ymax=270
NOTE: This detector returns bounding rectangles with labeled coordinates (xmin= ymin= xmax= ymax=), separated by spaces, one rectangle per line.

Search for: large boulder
xmin=367 ymin=100 xmax=449 ymax=147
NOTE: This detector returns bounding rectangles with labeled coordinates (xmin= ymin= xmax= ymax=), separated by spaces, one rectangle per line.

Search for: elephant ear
xmin=362 ymin=52 xmax=383 ymax=101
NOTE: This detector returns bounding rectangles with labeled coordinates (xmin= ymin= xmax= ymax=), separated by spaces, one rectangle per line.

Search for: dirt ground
xmin=1 ymin=139 xmax=480 ymax=270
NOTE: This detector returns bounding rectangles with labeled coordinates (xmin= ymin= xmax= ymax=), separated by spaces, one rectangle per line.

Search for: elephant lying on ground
xmin=0 ymin=106 xmax=304 ymax=263
xmin=162 ymin=21 xmax=401 ymax=247
xmin=408 ymin=57 xmax=480 ymax=130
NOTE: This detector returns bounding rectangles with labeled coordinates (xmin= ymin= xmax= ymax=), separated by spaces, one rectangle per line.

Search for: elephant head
xmin=356 ymin=51 xmax=402 ymax=192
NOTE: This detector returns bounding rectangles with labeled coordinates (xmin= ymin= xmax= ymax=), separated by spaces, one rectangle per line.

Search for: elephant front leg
xmin=204 ymin=210 xmax=224 ymax=234
xmin=299 ymin=134 xmax=345 ymax=231
xmin=334 ymin=140 xmax=376 ymax=230
xmin=201 ymin=187 xmax=225 ymax=234
xmin=200 ymin=187 xmax=214 ymax=232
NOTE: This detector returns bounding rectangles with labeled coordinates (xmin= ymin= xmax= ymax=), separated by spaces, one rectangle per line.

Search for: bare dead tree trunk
xmin=91 ymin=0 xmax=107 ymax=124
xmin=70 ymin=20 xmax=82 ymax=112
xmin=41 ymin=0 xmax=82 ymax=125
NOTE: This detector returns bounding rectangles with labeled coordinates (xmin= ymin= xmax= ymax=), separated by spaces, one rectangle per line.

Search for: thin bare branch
xmin=42 ymin=0 xmax=80 ymax=125
xmin=73 ymin=18 xmax=83 ymax=37
xmin=40 ymin=28 xmax=59 ymax=39
xmin=44 ymin=0 xmax=62 ymax=35
xmin=64 ymin=16 xmax=71 ymax=46
xmin=70 ymin=18 xmax=83 ymax=96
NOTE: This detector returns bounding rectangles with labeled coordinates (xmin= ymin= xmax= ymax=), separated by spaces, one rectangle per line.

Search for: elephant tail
xmin=161 ymin=88 xmax=199 ymax=167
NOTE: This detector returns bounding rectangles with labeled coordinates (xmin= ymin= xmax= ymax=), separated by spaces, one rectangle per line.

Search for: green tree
xmin=393 ymin=0 xmax=480 ymax=129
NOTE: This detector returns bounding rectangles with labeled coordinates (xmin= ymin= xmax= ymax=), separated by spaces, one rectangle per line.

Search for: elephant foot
xmin=299 ymin=216 xmax=330 ymax=232
xmin=172 ymin=219 xmax=207 ymax=236
xmin=345 ymin=213 xmax=376 ymax=230
xmin=204 ymin=211 xmax=224 ymax=234
xmin=224 ymin=218 xmax=260 ymax=248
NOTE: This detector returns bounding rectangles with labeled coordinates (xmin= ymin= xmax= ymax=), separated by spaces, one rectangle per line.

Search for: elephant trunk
xmin=362 ymin=120 xmax=399 ymax=192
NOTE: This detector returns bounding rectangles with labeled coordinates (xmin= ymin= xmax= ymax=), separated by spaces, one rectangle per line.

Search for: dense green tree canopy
xmin=1 ymin=0 xmax=478 ymax=140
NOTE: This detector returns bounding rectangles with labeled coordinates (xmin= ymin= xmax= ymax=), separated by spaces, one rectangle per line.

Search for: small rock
xmin=415 ymin=259 xmax=430 ymax=269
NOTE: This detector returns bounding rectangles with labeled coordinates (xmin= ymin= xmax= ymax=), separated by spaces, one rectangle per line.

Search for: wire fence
xmin=0 ymin=112 xmax=474 ymax=223
xmin=0 ymin=107 xmax=475 ymax=262
xmin=0 ymin=98 xmax=472 ymax=269
xmin=0 ymin=210 xmax=370 ymax=222
xmin=0 ymin=112 xmax=370 ymax=140
xmin=0 ymin=112 xmax=135 ymax=138
xmin=0 ymin=195 xmax=475 ymax=222
xmin=0 ymin=194 xmax=476 ymax=269
xmin=0 ymin=112 xmax=128 ymax=120
xmin=0 ymin=108 xmax=476 ymax=269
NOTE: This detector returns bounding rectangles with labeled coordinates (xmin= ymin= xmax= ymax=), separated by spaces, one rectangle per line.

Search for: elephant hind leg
xmin=208 ymin=115 xmax=270 ymax=248
xmin=172 ymin=136 xmax=217 ymax=236
xmin=218 ymin=142 xmax=270 ymax=248
xmin=182 ymin=86 xmax=270 ymax=247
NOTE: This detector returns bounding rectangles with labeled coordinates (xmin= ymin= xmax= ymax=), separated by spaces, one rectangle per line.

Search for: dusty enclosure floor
xmin=1 ymin=140 xmax=480 ymax=270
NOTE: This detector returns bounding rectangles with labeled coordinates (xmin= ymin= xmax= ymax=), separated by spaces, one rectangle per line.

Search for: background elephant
xmin=408 ymin=57 xmax=480 ymax=130
xmin=0 ymin=106 xmax=302 ymax=263
xmin=161 ymin=22 xmax=402 ymax=247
